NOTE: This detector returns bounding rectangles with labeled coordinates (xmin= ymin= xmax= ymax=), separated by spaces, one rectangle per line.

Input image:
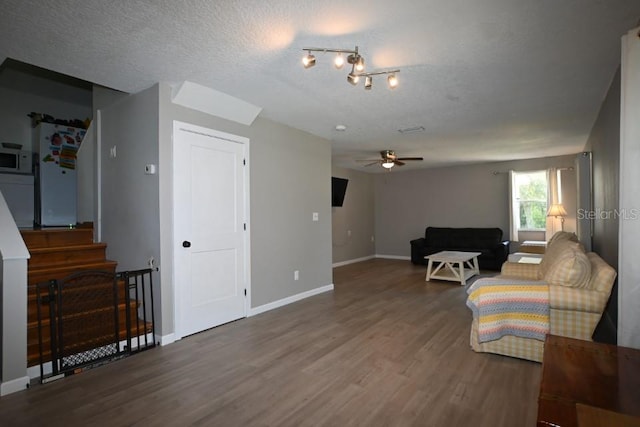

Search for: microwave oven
xmin=0 ymin=148 xmax=32 ymax=174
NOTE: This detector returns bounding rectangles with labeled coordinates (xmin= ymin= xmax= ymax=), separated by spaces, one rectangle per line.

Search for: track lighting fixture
xmin=357 ymin=69 xmax=400 ymax=90
xmin=364 ymin=75 xmax=373 ymax=90
xmin=301 ymin=45 xmax=401 ymax=90
xmin=302 ymin=51 xmax=316 ymax=68
xmin=387 ymin=73 xmax=399 ymax=89
xmin=347 ymin=67 xmax=360 ymax=86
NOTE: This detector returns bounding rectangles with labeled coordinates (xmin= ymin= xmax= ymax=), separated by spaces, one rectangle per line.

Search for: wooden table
xmin=424 ymin=251 xmax=480 ymax=286
xmin=537 ymin=335 xmax=640 ymax=427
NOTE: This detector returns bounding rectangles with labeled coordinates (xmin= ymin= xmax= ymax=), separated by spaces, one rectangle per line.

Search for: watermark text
xmin=577 ymin=208 xmax=640 ymax=220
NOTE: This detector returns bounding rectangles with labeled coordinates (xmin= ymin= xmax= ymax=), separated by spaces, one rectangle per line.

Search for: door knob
xmin=182 ymin=241 xmax=191 ymax=248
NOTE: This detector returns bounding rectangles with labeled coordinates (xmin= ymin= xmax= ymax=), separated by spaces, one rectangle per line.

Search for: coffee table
xmin=424 ymin=251 xmax=481 ymax=286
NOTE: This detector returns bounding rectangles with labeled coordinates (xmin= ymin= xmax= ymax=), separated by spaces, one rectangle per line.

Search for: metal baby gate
xmin=35 ymin=268 xmax=156 ymax=383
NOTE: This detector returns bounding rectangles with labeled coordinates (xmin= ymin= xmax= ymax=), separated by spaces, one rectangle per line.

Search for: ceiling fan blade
xmin=394 ymin=160 xmax=406 ymax=166
xmin=363 ymin=161 xmax=381 ymax=167
xmin=356 ymin=159 xmax=382 ymax=162
xmin=397 ymin=157 xmax=424 ymax=161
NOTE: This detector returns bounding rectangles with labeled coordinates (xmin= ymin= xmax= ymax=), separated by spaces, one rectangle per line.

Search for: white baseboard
xmin=28 ymin=363 xmax=50 ymax=380
xmin=249 ymin=284 xmax=334 ymax=317
xmin=158 ymin=333 xmax=176 ymax=346
xmin=332 ymin=255 xmax=375 ymax=268
xmin=375 ymin=254 xmax=411 ymax=261
xmin=1 ymin=376 xmax=30 ymax=396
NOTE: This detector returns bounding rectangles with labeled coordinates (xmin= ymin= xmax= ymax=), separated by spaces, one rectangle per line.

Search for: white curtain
xmin=545 ymin=167 xmax=559 ymax=239
xmin=508 ymin=170 xmax=518 ymax=242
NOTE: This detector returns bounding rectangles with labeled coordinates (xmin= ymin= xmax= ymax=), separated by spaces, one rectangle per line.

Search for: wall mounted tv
xmin=332 ymin=177 xmax=349 ymax=207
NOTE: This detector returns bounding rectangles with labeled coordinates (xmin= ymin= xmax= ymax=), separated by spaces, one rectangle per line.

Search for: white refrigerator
xmin=34 ymin=123 xmax=86 ymax=226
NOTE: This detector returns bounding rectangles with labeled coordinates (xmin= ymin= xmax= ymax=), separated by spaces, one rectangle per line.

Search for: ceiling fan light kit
xmin=301 ymin=45 xmax=401 ymax=90
xmin=357 ymin=150 xmax=424 ymax=170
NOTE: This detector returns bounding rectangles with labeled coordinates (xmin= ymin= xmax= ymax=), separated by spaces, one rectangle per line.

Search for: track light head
xmin=387 ymin=73 xmax=398 ymax=89
xmin=302 ymin=52 xmax=316 ymax=68
xmin=347 ymin=71 xmax=359 ymax=86
xmin=364 ymin=75 xmax=372 ymax=90
xmin=355 ymin=55 xmax=365 ymax=72
xmin=334 ymin=53 xmax=345 ymax=69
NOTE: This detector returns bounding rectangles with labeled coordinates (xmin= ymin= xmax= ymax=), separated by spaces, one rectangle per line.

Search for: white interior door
xmin=173 ymin=121 xmax=248 ymax=338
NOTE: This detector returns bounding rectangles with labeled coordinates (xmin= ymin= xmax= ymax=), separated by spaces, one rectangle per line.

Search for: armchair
xmin=467 ymin=232 xmax=616 ymax=362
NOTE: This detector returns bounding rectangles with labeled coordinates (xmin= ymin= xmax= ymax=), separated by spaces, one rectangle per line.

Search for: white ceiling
xmin=1 ymin=0 xmax=639 ymax=172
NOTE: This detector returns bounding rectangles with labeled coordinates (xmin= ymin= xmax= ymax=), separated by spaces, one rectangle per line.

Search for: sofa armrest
xmin=410 ymin=237 xmax=425 ymax=247
xmin=549 ymin=285 xmax=611 ymax=314
xmin=410 ymin=237 xmax=426 ymax=265
xmin=500 ymin=262 xmax=540 ymax=280
xmin=494 ymin=240 xmax=510 ymax=260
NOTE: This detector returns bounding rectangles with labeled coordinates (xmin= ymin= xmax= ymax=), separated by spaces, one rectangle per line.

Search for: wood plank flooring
xmin=0 ymin=259 xmax=541 ymax=426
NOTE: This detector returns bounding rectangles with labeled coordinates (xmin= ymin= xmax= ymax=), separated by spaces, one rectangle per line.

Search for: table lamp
xmin=547 ymin=203 xmax=568 ymax=231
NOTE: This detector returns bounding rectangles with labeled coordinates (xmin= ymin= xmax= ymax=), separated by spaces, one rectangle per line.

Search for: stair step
xmin=27 ymin=260 xmax=118 ymax=286
xmin=21 ymin=228 xmax=94 ymax=249
xmin=28 ymin=300 xmax=138 ymax=330
xmin=27 ymin=279 xmax=132 ymax=322
xmin=28 ymin=243 xmax=108 ymax=269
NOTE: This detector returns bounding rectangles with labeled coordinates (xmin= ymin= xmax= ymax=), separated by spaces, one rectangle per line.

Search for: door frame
xmin=171 ymin=120 xmax=251 ymax=340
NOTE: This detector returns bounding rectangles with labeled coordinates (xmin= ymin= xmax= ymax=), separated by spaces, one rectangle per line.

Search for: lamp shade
xmin=547 ymin=203 xmax=567 ymax=217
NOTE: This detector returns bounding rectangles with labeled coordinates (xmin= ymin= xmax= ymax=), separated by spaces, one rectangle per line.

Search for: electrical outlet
xmin=347 ymin=230 xmax=352 ymax=237
xmin=371 ymin=235 xmax=375 ymax=243
xmin=294 ymin=270 xmax=299 ymax=281
xmin=312 ymin=212 xmax=319 ymax=221
xmin=148 ymin=257 xmax=155 ymax=268
xmin=109 ymin=146 xmax=117 ymax=158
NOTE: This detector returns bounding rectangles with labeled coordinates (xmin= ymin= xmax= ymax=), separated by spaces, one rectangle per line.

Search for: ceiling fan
xmin=358 ymin=150 xmax=424 ymax=169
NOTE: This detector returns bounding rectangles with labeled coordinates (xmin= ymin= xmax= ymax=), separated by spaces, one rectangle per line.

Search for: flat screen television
xmin=331 ymin=177 xmax=349 ymax=207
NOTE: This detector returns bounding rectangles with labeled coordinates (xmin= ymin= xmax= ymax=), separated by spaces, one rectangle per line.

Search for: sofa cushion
xmin=547 ymin=231 xmax=579 ymax=246
xmin=470 ymin=228 xmax=503 ymax=248
xmin=424 ymin=227 xmax=453 ymax=247
xmin=539 ymin=236 xmax=579 ymax=277
xmin=543 ymin=242 xmax=591 ymax=288
xmin=424 ymin=227 xmax=502 ymax=249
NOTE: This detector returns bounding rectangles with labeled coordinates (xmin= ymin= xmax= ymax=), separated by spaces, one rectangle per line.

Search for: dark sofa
xmin=410 ymin=227 xmax=510 ymax=270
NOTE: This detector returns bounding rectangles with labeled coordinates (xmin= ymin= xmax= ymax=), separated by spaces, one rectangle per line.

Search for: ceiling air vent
xmin=398 ymin=126 xmax=425 ymax=134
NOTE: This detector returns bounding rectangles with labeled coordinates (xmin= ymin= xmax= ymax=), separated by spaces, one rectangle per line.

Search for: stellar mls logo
xmin=578 ymin=208 xmax=640 ymax=220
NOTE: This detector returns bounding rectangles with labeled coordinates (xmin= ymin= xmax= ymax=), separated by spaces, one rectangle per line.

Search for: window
xmin=511 ymin=170 xmax=548 ymax=231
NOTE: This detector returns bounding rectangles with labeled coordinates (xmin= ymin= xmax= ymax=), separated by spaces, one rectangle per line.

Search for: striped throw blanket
xmin=466 ymin=278 xmax=550 ymax=343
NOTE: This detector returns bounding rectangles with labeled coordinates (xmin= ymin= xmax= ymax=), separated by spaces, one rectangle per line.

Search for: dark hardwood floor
xmin=0 ymin=259 xmax=541 ymax=426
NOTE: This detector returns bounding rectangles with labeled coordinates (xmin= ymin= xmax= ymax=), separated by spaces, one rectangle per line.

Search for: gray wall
xmin=331 ymin=166 xmax=375 ymax=264
xmin=373 ymin=155 xmax=577 ymax=257
xmin=583 ymin=68 xmax=620 ymax=343
xmin=584 ymin=69 xmax=620 ymax=272
xmin=100 ymin=86 xmax=162 ymax=326
xmin=156 ymin=83 xmax=332 ymax=336
xmin=0 ymin=86 xmax=91 ymax=152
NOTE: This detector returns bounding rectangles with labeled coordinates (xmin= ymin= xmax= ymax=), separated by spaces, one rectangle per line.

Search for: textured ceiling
xmin=1 ymin=0 xmax=639 ymax=172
